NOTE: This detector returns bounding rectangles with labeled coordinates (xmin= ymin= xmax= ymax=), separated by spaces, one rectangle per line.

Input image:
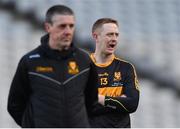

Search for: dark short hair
xmin=92 ymin=18 xmax=118 ymax=33
xmin=45 ymin=5 xmax=74 ymax=23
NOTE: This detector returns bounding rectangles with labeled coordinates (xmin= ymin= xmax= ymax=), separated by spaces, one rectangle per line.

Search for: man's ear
xmin=92 ymin=32 xmax=98 ymax=40
xmin=44 ymin=22 xmax=51 ymax=32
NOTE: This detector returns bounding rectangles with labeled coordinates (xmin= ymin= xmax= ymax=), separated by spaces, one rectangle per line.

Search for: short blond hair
xmin=92 ymin=18 xmax=118 ymax=33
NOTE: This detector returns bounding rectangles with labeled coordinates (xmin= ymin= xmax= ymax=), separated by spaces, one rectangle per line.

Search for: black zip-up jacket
xmin=7 ymin=34 xmax=98 ymax=127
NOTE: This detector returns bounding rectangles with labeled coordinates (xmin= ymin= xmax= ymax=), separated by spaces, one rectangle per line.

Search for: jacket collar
xmin=40 ymin=34 xmax=76 ymax=60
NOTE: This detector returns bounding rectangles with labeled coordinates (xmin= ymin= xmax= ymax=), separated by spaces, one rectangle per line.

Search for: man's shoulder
xmin=75 ymin=47 xmax=91 ymax=59
xmin=76 ymin=47 xmax=90 ymax=55
xmin=20 ymin=45 xmax=42 ymax=62
xmin=114 ymin=56 xmax=136 ymax=69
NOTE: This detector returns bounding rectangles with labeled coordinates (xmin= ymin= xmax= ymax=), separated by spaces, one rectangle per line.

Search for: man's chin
xmin=105 ymin=52 xmax=114 ymax=57
xmin=106 ymin=50 xmax=115 ymax=55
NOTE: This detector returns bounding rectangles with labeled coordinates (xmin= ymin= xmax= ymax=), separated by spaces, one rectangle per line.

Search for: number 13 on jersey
xmin=100 ymin=77 xmax=108 ymax=85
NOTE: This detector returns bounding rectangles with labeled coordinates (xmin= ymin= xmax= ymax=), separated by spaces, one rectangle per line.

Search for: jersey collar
xmin=90 ymin=53 xmax=115 ymax=67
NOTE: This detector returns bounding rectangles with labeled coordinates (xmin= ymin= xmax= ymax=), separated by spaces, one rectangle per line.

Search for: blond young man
xmin=89 ymin=18 xmax=140 ymax=128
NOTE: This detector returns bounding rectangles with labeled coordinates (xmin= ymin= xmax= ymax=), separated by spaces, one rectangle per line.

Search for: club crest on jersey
xmin=113 ymin=72 xmax=121 ymax=81
xmin=68 ymin=61 xmax=79 ymax=74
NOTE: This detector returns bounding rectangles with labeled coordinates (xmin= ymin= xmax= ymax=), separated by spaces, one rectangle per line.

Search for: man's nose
xmin=111 ymin=34 xmax=118 ymax=41
xmin=64 ymin=26 xmax=72 ymax=34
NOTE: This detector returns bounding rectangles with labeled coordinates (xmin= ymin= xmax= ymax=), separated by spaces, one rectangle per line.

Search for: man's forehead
xmin=102 ymin=23 xmax=118 ymax=29
xmin=51 ymin=14 xmax=75 ymax=23
xmin=102 ymin=23 xmax=119 ymax=32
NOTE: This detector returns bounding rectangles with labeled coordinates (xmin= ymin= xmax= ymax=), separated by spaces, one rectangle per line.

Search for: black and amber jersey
xmin=90 ymin=53 xmax=140 ymax=128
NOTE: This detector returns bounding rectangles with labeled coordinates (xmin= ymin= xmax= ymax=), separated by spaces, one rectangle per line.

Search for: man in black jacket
xmin=7 ymin=5 xmax=98 ymax=127
xmin=89 ymin=18 xmax=140 ymax=128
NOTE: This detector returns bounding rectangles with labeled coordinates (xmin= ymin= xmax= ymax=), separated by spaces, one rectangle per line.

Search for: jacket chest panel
xmin=28 ymin=58 xmax=84 ymax=82
xmin=28 ymin=59 xmax=90 ymax=97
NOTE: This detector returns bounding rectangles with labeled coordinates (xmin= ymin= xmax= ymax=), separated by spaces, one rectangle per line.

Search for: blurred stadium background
xmin=0 ymin=0 xmax=180 ymax=127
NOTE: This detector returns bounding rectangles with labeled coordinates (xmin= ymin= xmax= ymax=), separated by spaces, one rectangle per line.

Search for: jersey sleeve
xmin=7 ymin=57 xmax=30 ymax=126
xmin=104 ymin=64 xmax=140 ymax=113
xmin=84 ymin=62 xmax=98 ymax=116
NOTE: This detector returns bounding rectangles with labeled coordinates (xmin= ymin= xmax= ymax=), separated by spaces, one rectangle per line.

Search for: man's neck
xmin=94 ymin=52 xmax=114 ymax=64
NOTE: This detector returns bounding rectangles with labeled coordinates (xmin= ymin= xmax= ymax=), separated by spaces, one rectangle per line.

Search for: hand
xmin=98 ymin=94 xmax=105 ymax=106
xmin=120 ymin=94 xmax=127 ymax=98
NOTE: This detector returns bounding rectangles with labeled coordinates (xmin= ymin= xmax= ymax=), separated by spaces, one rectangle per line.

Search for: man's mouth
xmin=108 ymin=44 xmax=116 ymax=49
xmin=63 ymin=38 xmax=71 ymax=42
xmin=109 ymin=44 xmax=115 ymax=48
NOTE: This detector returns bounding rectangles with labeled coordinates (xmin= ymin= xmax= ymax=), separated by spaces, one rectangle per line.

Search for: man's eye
xmin=107 ymin=33 xmax=119 ymax=37
xmin=58 ymin=24 xmax=74 ymax=29
xmin=69 ymin=24 xmax=74 ymax=28
xmin=107 ymin=33 xmax=113 ymax=36
xmin=60 ymin=25 xmax=66 ymax=28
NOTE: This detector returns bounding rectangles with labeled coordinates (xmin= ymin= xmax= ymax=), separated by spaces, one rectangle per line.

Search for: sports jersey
xmin=89 ymin=53 xmax=139 ymax=128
